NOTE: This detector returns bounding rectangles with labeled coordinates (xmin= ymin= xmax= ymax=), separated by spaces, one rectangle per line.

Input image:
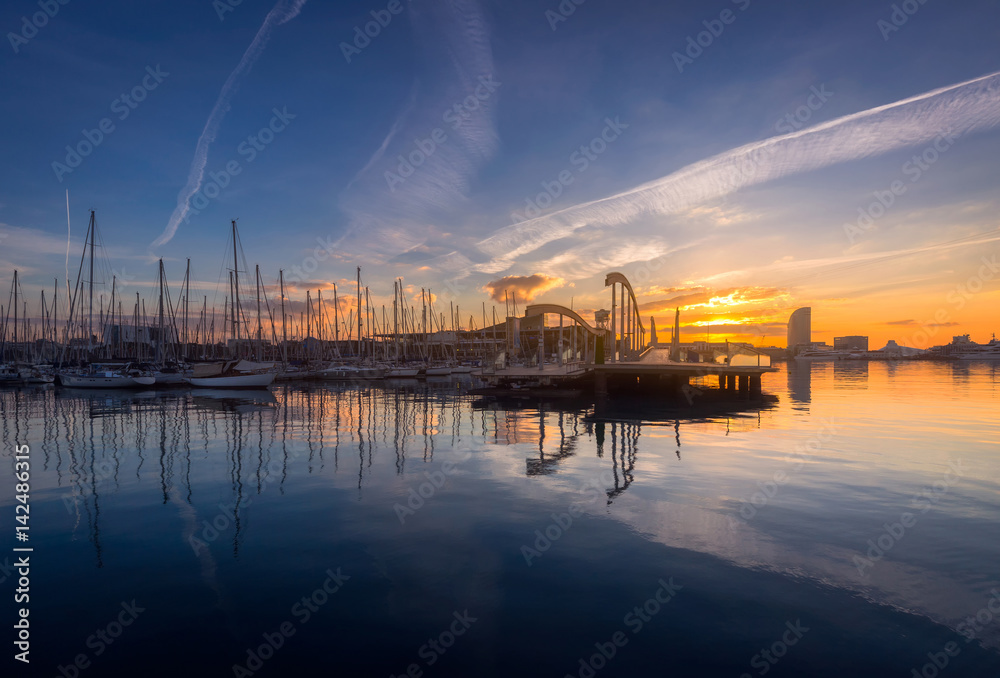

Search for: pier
xmin=476 ymin=272 xmax=776 ymax=402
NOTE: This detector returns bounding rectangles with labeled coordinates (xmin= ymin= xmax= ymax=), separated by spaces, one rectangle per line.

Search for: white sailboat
xmin=424 ymin=365 xmax=453 ymax=376
xmin=55 ymin=212 xmax=156 ymax=388
xmin=316 ymin=364 xmax=384 ymax=380
xmin=184 ymin=220 xmax=277 ymax=388
xmin=60 ymin=363 xmax=156 ymax=388
xmin=385 ymin=366 xmax=420 ymax=378
xmin=184 ymin=359 xmax=276 ymax=387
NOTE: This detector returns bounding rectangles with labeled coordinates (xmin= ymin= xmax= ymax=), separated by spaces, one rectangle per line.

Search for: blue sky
xmin=2 ymin=0 xmax=999 ymax=346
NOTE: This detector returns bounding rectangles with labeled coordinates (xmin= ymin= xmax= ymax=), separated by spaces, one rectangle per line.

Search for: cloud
xmin=638 ymin=286 xmax=790 ymax=325
xmin=150 ymin=0 xmax=309 ymax=249
xmin=470 ymin=70 xmax=1000 ymax=276
xmin=886 ymin=319 xmax=917 ymax=326
xmin=484 ymin=274 xmax=565 ymax=303
xmin=334 ymin=0 xmax=498 ymax=262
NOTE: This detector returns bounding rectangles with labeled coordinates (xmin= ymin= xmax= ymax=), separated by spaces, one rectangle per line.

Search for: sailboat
xmin=60 ymin=364 xmax=156 ymax=388
xmin=183 ymin=220 xmax=277 ymax=388
xmin=185 ymin=359 xmax=276 ymax=387
xmin=56 ymin=211 xmax=157 ymax=388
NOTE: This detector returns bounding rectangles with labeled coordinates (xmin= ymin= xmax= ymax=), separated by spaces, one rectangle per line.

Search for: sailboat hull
xmin=185 ymin=372 xmax=276 ymax=388
xmin=59 ymin=374 xmax=154 ymax=388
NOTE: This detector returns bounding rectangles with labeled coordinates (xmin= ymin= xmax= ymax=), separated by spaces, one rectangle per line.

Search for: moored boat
xmin=425 ymin=365 xmax=453 ymax=376
xmin=386 ymin=366 xmax=420 ymax=378
xmin=18 ymin=365 xmax=55 ymax=384
xmin=58 ymin=363 xmax=156 ymax=388
xmin=183 ymin=360 xmax=277 ymax=388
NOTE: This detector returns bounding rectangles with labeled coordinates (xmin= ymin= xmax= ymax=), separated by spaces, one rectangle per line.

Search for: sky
xmin=2 ymin=0 xmax=999 ymax=349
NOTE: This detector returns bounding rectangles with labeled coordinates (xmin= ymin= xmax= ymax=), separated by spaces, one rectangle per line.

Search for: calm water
xmin=2 ymin=362 xmax=999 ymax=677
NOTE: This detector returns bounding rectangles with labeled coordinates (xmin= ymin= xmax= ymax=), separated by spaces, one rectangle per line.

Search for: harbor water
xmin=1 ymin=361 xmax=999 ymax=676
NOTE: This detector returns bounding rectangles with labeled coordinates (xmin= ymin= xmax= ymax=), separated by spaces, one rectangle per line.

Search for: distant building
xmin=874 ymin=340 xmax=923 ymax=357
xmin=834 ymin=335 xmax=868 ymax=351
xmin=103 ymin=324 xmax=178 ymax=346
xmin=786 ymin=307 xmax=811 ymax=350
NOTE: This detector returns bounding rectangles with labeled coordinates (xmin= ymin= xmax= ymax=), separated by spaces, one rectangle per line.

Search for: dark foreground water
xmin=2 ymin=361 xmax=999 ymax=677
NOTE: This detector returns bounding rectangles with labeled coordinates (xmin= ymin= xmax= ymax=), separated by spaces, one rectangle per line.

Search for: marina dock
xmin=474 ymin=274 xmax=777 ymax=402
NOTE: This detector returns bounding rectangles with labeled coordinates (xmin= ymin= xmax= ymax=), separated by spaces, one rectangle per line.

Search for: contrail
xmin=473 ymin=70 xmax=1000 ymax=274
xmin=150 ymin=0 xmax=308 ymax=249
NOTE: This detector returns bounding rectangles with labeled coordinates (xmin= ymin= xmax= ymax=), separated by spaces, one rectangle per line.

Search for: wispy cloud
xmin=471 ymin=70 xmax=1000 ymax=276
xmin=694 ymin=230 xmax=1000 ymax=286
xmin=150 ymin=0 xmax=308 ymax=250
xmin=334 ymin=0 xmax=498 ymax=261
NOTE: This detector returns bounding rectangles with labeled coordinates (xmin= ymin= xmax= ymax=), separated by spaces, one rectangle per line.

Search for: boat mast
xmin=52 ymin=279 xmax=57 ymax=362
xmin=109 ymin=276 xmax=117 ymax=360
xmin=255 ymin=264 xmax=262 ymax=361
xmin=279 ymin=270 xmax=287 ymax=365
xmin=88 ymin=210 xmax=95 ymax=353
xmin=306 ymin=290 xmax=312 ymax=361
xmin=393 ymin=280 xmax=399 ymax=363
xmin=333 ymin=282 xmax=339 ymax=358
xmin=365 ymin=286 xmax=372 ymax=360
xmin=356 ymin=267 xmax=362 ymax=360
xmin=183 ymin=258 xmax=190 ymax=361
xmin=157 ymin=259 xmax=165 ymax=364
xmin=13 ymin=270 xmax=19 ymax=362
xmin=231 ymin=220 xmax=241 ymax=351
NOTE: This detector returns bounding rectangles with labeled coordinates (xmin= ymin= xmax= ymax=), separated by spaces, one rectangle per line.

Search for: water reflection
xmin=2 ymin=366 xmax=999 ymax=667
xmin=833 ymin=360 xmax=869 ymax=388
xmin=0 ymin=382 xmax=774 ymax=566
xmin=786 ymin=360 xmax=811 ymax=405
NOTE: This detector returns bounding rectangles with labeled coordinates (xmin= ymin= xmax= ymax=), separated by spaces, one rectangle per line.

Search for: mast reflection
xmin=0 ymin=380 xmax=769 ymax=565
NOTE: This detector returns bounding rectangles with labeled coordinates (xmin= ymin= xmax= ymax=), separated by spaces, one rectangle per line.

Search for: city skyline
xmin=2 ymin=0 xmax=999 ymax=350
